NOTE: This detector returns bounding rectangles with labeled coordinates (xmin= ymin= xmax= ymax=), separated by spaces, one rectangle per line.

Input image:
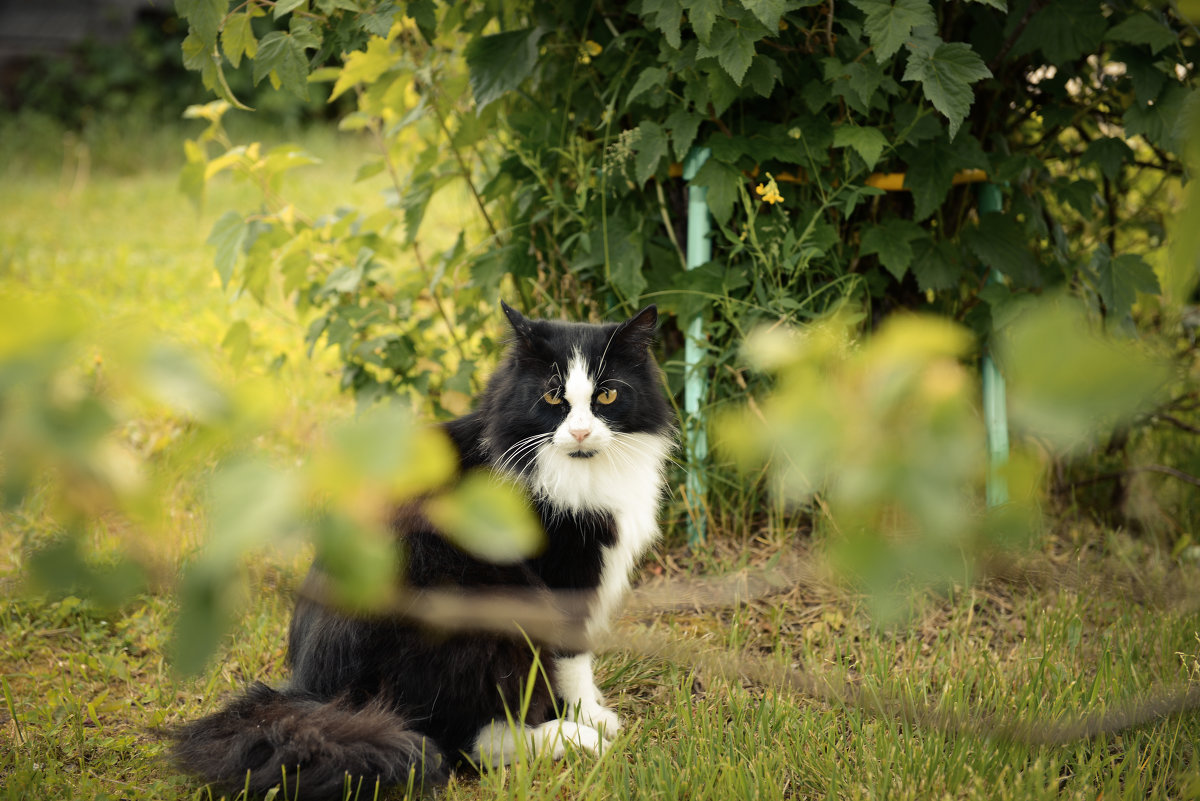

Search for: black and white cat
xmin=173 ymin=302 xmax=675 ymax=800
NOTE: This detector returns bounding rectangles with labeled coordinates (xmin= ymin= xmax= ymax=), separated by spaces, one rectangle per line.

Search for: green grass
xmin=1 ymin=121 xmax=1199 ymax=801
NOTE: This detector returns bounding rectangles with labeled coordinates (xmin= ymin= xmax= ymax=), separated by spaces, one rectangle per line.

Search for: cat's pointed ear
xmin=614 ymin=304 xmax=658 ymax=351
xmin=501 ymin=300 xmax=531 ymax=335
xmin=501 ymin=300 xmax=543 ymax=350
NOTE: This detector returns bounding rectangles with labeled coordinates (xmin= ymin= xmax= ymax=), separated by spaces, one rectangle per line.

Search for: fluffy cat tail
xmin=171 ymin=682 xmax=446 ymax=801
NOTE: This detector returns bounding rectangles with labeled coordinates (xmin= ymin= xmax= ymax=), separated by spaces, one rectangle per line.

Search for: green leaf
xmin=1053 ymin=178 xmax=1099 ymax=218
xmin=635 ymin=121 xmax=669 ymax=185
xmin=181 ymin=32 xmax=221 ymax=94
xmin=1123 ymin=86 xmax=1188 ymax=151
xmin=175 ymin=0 xmax=228 ymax=46
xmin=851 ymin=0 xmax=936 ymax=62
xmin=902 ymin=138 xmax=958 ymax=221
xmin=823 ymin=57 xmax=885 ymax=114
xmin=1094 ymin=249 xmax=1161 ymax=320
xmin=699 ymin=20 xmax=758 ymax=85
xmin=745 ymin=54 xmax=781 ymax=98
xmin=208 ymin=211 xmax=247 ymax=289
xmin=1123 ymin=49 xmax=1167 ymax=105
xmin=740 ymin=0 xmax=786 ymax=30
xmin=833 ymin=125 xmax=889 ymax=170
xmin=691 ymin=158 xmax=743 ymax=225
xmin=169 ymin=564 xmax=235 ymax=675
xmin=643 ymin=0 xmax=684 ymax=48
xmin=666 ymin=107 xmax=703 ymax=160
xmin=406 ymin=0 xmax=437 ymax=42
xmin=1081 ymin=137 xmax=1133 ymax=182
xmin=330 ymin=33 xmax=395 ymax=101
xmin=627 ymin=66 xmax=669 ymax=107
xmin=962 ymin=212 xmax=1039 ymax=287
xmin=179 ymin=157 xmax=206 ymax=211
xmin=1000 ymin=299 xmax=1169 ymax=449
xmin=465 ymin=28 xmax=544 ymax=110
xmin=605 ymin=215 xmax=648 ymax=301
xmin=859 ymin=219 xmax=925 ymax=281
xmin=254 ymin=31 xmax=310 ymax=99
xmin=1105 ymin=13 xmax=1177 ymax=55
xmin=685 ymin=0 xmax=722 ymax=41
xmin=427 ymin=473 xmax=544 ymax=564
xmin=911 ymin=239 xmax=963 ymax=291
xmin=902 ymin=41 xmax=991 ymax=139
xmin=274 ymin=0 xmax=306 ymax=18
xmin=221 ymin=320 xmax=252 ymax=368
xmin=142 ymin=344 xmax=232 ymax=422
xmin=1011 ymin=0 xmax=1108 ymax=65
xmin=221 ymin=12 xmax=257 ymax=68
xmin=288 ymin=16 xmax=322 ymax=50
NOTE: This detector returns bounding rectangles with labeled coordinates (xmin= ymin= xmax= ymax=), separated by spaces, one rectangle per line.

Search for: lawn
xmin=1 ymin=121 xmax=1199 ymax=801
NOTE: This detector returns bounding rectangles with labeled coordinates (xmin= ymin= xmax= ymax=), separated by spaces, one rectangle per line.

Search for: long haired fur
xmin=172 ymin=303 xmax=674 ymax=800
xmin=172 ymin=683 xmax=445 ymax=800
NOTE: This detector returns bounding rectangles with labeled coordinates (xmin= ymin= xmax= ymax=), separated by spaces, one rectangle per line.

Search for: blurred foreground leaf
xmin=999 ymin=298 xmax=1170 ymax=450
xmin=426 ymin=471 xmax=545 ymax=565
xmin=722 ymin=299 xmax=1170 ymax=621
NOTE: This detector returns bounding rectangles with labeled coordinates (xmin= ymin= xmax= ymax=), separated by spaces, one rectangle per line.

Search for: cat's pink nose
xmin=570 ymin=427 xmax=591 ymax=443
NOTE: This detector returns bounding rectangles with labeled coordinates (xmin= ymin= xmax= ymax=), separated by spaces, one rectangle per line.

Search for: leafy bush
xmin=176 ymin=0 xmax=1199 ymax=533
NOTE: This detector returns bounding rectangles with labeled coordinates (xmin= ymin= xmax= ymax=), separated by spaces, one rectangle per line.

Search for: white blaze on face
xmin=557 ymin=350 xmax=607 ymax=450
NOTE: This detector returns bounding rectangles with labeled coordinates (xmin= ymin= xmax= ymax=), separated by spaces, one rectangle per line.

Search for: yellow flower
xmin=756 ymin=173 xmax=784 ymax=205
xmin=579 ymin=40 xmax=602 ymax=63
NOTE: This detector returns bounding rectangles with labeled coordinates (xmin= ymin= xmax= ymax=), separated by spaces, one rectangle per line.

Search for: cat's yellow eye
xmin=543 ymin=391 xmax=563 ymax=405
xmin=597 ymin=388 xmax=618 ymax=405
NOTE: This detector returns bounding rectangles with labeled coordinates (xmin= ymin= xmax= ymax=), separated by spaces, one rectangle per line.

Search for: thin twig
xmin=1071 ymin=464 xmax=1200 ymax=489
xmin=1153 ymin=413 xmax=1200 ymax=436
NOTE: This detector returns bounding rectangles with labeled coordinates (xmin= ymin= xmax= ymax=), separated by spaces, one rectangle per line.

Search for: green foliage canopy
xmin=176 ymin=0 xmax=1196 ymax=409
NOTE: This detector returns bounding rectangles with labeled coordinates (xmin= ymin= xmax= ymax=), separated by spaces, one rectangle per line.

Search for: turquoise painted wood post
xmin=978 ymin=183 xmax=1009 ymax=506
xmin=682 ymin=147 xmax=711 ymax=543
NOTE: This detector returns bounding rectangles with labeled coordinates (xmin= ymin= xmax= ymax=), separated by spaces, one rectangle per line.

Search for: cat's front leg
xmin=471 ymin=719 xmax=603 ymax=768
xmin=553 ymin=652 xmax=620 ymax=739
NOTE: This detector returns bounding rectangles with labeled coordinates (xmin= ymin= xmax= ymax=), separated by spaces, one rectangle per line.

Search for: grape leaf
xmin=962 ymin=212 xmax=1039 ymax=287
xmin=686 ymin=0 xmax=723 ymax=41
xmin=642 ymin=0 xmax=684 ymax=49
xmin=254 ymin=32 xmax=310 ymax=99
xmin=627 ymin=67 xmax=669 ymax=107
xmin=902 ymin=41 xmax=991 ymax=139
xmin=851 ymin=0 xmax=936 ymax=62
xmin=635 ymin=121 xmax=669 ymax=185
xmin=860 ymin=218 xmax=925 ymax=280
xmin=741 ymin=0 xmax=787 ymax=31
xmin=274 ymin=0 xmax=306 ymax=19
xmin=911 ymin=239 xmax=963 ymax=291
xmin=465 ymin=28 xmax=545 ymax=111
xmin=208 ymin=211 xmax=247 ymax=289
xmin=1094 ymin=249 xmax=1161 ymax=320
xmin=1105 ymin=13 xmax=1177 ymax=55
xmin=1081 ymin=137 xmax=1133 ymax=182
xmin=221 ymin=12 xmax=257 ymax=68
xmin=175 ymin=0 xmax=228 ymax=46
xmin=691 ymin=158 xmax=743 ymax=225
xmin=833 ymin=125 xmax=889 ymax=170
xmin=666 ymin=107 xmax=703 ymax=160
xmin=1011 ymin=0 xmax=1108 ymax=65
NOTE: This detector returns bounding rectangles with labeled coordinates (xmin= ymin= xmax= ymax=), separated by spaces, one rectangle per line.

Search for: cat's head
xmin=482 ymin=303 xmax=675 ymax=499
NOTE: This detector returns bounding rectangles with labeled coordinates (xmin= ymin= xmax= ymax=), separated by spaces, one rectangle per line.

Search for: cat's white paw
xmin=556 ymin=724 xmax=604 ymax=753
xmin=573 ymin=701 xmax=621 ymax=740
xmin=547 ymin=720 xmax=604 ymax=757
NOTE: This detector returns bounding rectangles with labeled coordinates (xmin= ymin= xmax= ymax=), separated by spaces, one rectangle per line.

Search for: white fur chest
xmin=531 ymin=430 xmax=673 ymax=637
